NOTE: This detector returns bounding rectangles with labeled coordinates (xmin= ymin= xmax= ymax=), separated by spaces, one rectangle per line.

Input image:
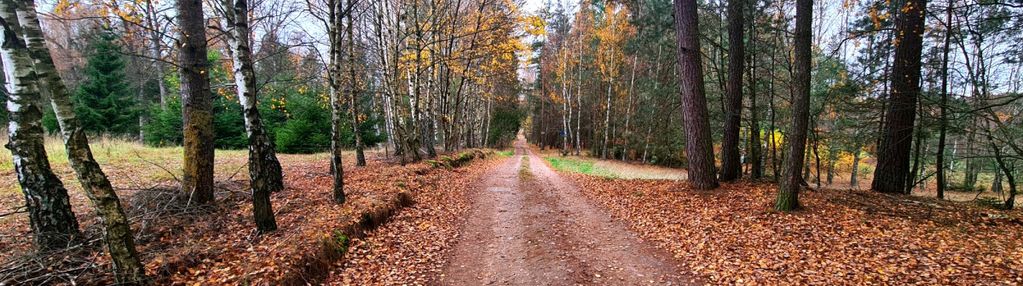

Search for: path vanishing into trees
xmin=438 ymin=136 xmax=696 ymax=285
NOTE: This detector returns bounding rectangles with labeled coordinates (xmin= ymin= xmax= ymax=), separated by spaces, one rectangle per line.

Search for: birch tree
xmin=0 ymin=0 xmax=80 ymax=250
xmin=327 ymin=0 xmax=348 ymax=203
xmin=14 ymin=0 xmax=147 ymax=282
xmin=221 ymin=0 xmax=281 ymax=232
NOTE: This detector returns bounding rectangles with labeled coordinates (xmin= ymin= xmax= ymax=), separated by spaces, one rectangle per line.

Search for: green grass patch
xmin=496 ymin=150 xmax=514 ymax=157
xmin=544 ymin=156 xmax=617 ymax=178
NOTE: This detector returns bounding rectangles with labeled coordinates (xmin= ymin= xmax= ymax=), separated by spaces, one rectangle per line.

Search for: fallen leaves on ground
xmin=328 ymin=157 xmax=502 ymax=285
xmin=0 ymin=151 xmax=499 ymax=285
xmin=566 ymin=174 xmax=1023 ymax=285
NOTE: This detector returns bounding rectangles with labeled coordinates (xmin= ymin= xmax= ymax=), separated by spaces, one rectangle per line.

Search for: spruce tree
xmin=75 ymin=29 xmax=138 ymax=136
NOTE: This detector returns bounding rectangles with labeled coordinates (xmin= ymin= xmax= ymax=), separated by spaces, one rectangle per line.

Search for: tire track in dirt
xmin=439 ymin=137 xmax=696 ymax=285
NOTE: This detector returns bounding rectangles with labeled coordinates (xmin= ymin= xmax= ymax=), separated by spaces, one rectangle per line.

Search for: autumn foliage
xmin=568 ymin=174 xmax=1023 ymax=284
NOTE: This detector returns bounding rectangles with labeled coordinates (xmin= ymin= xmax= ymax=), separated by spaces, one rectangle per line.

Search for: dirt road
xmin=438 ymin=138 xmax=694 ymax=285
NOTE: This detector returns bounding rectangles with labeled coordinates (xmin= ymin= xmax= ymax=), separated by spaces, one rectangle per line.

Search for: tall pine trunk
xmin=15 ymin=1 xmax=146 ymax=281
xmin=871 ymin=0 xmax=927 ymax=194
xmin=775 ymin=0 xmax=811 ymax=211
xmin=747 ymin=8 xmax=762 ymax=180
xmin=224 ymin=0 xmax=280 ymax=232
xmin=720 ymin=0 xmax=745 ymax=181
xmin=673 ymin=0 xmax=718 ymax=190
xmin=0 ymin=0 xmax=81 ymax=251
xmin=178 ymin=0 xmax=216 ymax=204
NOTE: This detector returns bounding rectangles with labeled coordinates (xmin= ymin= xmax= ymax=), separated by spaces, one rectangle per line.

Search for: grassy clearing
xmin=0 ymin=135 xmax=248 ymax=172
xmin=542 ymin=154 xmax=687 ymax=180
xmin=544 ymin=156 xmax=617 ymax=178
xmin=0 ymin=135 xmax=342 ymax=198
xmin=0 ymin=136 xmax=250 ymax=196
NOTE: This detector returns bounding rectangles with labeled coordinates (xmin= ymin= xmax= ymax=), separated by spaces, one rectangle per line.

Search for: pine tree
xmin=673 ymin=0 xmax=719 ymax=190
xmin=74 ymin=29 xmax=138 ymax=136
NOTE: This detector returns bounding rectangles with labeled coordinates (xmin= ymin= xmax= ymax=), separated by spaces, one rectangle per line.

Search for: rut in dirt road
xmin=439 ymin=139 xmax=696 ymax=285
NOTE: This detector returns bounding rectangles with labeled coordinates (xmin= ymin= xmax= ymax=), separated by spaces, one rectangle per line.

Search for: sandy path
xmin=438 ymin=138 xmax=695 ymax=285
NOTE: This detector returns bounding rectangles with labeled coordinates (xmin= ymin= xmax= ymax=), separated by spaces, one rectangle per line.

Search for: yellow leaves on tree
xmin=522 ymin=15 xmax=546 ymax=36
xmin=594 ymin=3 xmax=635 ymax=92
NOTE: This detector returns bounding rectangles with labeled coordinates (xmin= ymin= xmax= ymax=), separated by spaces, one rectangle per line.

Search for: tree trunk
xmin=224 ymin=0 xmax=280 ymax=232
xmin=346 ymin=0 xmax=366 ymax=167
xmin=936 ymin=0 xmax=952 ymax=199
xmin=178 ymin=0 xmax=215 ymax=204
xmin=144 ymin=0 xmax=167 ymax=110
xmin=850 ymin=148 xmax=860 ymax=189
xmin=775 ymin=0 xmax=811 ymax=211
xmin=906 ymin=95 xmax=925 ymax=194
xmin=964 ymin=126 xmax=978 ymax=189
xmin=673 ymin=0 xmax=718 ymax=190
xmin=622 ymin=55 xmax=637 ymax=161
xmin=826 ymin=155 xmax=835 ymax=186
xmin=328 ymin=0 xmax=346 ymax=203
xmin=768 ymin=33 xmax=779 ymax=182
xmin=575 ymin=36 xmax=583 ymax=156
xmin=561 ymin=50 xmax=571 ymax=155
xmin=602 ymin=53 xmax=614 ymax=159
xmin=720 ymin=0 xmax=744 ymax=181
xmin=16 ymin=1 xmax=147 ymax=282
xmin=812 ymin=123 xmax=822 ymax=188
xmin=871 ymin=0 xmax=927 ymax=194
xmin=747 ymin=10 xmax=762 ymax=180
xmin=992 ymin=169 xmax=1003 ymax=194
xmin=989 ymin=136 xmax=1017 ymax=210
xmin=0 ymin=0 xmax=81 ymax=251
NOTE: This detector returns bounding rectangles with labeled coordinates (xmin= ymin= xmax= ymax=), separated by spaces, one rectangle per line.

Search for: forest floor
xmin=565 ymin=169 xmax=1023 ymax=284
xmin=0 ymin=137 xmax=500 ymax=285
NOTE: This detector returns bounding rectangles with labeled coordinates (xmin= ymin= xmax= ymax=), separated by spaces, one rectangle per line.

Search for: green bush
xmin=270 ymin=92 xmax=385 ymax=154
xmin=143 ymin=98 xmax=183 ymax=146
xmin=213 ymin=96 xmax=247 ymax=149
xmin=487 ymin=104 xmax=523 ymax=148
xmin=272 ymin=93 xmax=332 ymax=153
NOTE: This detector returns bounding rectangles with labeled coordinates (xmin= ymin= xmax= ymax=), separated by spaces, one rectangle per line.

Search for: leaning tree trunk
xmin=989 ymin=135 xmax=1017 ymax=210
xmin=224 ymin=0 xmax=279 ymax=232
xmin=775 ymin=0 xmax=811 ymax=211
xmin=178 ymin=0 xmax=215 ymax=204
xmin=14 ymin=1 xmax=146 ymax=281
xmin=673 ymin=0 xmax=719 ymax=190
xmin=0 ymin=2 xmax=80 ymax=250
xmin=871 ymin=0 xmax=927 ymax=194
xmin=720 ymin=0 xmax=745 ymax=182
